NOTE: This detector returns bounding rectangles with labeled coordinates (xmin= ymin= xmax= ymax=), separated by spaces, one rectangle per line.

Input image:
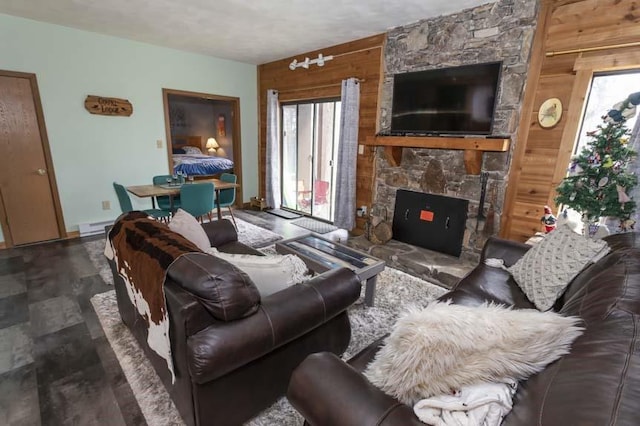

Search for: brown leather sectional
xmin=107 ymin=218 xmax=362 ymax=426
xmin=288 ymin=233 xmax=640 ymax=425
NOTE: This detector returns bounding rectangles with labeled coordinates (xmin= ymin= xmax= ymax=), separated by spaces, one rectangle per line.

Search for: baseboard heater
xmin=79 ymin=220 xmax=114 ymax=237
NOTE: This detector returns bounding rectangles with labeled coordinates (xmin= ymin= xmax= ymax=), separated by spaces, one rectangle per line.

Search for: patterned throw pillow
xmin=508 ymin=225 xmax=610 ymax=311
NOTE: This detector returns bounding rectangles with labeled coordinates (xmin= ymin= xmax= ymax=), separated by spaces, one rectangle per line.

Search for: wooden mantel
xmin=363 ymin=135 xmax=510 ymax=174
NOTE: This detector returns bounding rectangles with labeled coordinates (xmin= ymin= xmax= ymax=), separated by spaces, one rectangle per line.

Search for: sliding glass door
xmin=281 ymin=99 xmax=341 ymax=221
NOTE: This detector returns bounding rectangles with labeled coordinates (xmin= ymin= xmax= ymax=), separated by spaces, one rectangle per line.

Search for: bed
xmin=172 ymin=136 xmax=234 ymax=177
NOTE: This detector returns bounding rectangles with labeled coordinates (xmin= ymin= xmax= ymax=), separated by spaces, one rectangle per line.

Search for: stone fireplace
xmin=371 ymin=0 xmax=539 ymax=261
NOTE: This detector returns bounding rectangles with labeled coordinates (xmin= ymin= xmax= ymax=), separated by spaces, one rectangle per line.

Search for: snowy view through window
xmin=574 ymin=71 xmax=640 ymax=154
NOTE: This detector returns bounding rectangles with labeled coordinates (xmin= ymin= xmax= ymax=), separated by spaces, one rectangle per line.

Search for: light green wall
xmin=0 ymin=14 xmax=258 ymax=242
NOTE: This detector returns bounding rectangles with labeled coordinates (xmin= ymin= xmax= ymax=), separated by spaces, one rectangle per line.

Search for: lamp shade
xmin=206 ymin=137 xmax=219 ymax=152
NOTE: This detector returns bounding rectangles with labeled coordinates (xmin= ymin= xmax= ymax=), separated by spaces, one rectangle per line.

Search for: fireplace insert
xmin=392 ymin=189 xmax=468 ymax=257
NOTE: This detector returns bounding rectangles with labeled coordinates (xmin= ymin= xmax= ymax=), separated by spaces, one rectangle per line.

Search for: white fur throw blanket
xmin=413 ymin=380 xmax=517 ymax=426
xmin=364 ymin=301 xmax=583 ymax=405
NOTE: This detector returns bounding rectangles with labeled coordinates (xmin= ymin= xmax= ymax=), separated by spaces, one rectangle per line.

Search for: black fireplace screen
xmin=392 ymin=189 xmax=468 ymax=257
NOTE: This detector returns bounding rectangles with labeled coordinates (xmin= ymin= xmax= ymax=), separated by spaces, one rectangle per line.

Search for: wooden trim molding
xmin=573 ymin=51 xmax=640 ymax=71
xmin=500 ymin=1 xmax=552 ymax=239
xmin=549 ymin=69 xmax=592 ymax=191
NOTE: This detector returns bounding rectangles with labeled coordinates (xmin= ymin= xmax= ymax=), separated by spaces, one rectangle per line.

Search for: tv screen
xmin=390 ymin=62 xmax=502 ymax=135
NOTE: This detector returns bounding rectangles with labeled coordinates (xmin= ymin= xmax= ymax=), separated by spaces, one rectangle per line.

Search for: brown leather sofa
xmin=107 ymin=218 xmax=361 ymax=426
xmin=288 ymin=233 xmax=640 ymax=426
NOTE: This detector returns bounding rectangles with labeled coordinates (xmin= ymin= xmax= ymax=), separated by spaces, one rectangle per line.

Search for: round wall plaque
xmin=538 ymin=97 xmax=563 ymax=128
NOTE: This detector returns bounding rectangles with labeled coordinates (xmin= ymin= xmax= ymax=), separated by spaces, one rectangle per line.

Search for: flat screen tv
xmin=390 ymin=62 xmax=502 ymax=135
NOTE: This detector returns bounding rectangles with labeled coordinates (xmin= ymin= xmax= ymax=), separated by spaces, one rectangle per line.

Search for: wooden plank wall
xmin=502 ymin=0 xmax=640 ymax=241
xmin=257 ymin=34 xmax=385 ymax=233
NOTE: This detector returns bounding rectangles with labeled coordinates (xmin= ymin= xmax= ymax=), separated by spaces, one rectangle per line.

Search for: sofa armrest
xmin=202 ymin=219 xmax=238 ymax=247
xmin=287 ymin=352 xmax=422 ymax=426
xmin=480 ymin=236 xmax=531 ymax=268
xmin=186 ymin=267 xmax=361 ymax=384
xmin=164 ymin=280 xmax=217 ymax=336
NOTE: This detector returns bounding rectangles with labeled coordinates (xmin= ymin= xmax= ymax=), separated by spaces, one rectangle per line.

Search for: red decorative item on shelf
xmin=540 ymin=205 xmax=557 ymax=233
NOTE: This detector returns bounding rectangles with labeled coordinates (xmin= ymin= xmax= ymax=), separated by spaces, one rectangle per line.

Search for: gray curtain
xmin=265 ymin=89 xmax=281 ymax=209
xmin=334 ymin=78 xmax=361 ymax=230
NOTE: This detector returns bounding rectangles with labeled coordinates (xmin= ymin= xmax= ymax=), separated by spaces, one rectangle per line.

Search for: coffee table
xmin=275 ymin=234 xmax=385 ymax=307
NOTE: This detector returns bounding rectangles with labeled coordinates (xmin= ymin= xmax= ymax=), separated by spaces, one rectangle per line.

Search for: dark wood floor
xmin=0 ymin=209 xmax=305 ymax=425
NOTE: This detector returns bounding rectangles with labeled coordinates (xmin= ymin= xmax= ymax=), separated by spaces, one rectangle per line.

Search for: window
xmin=574 ymin=70 xmax=640 ymax=154
xmin=281 ymin=100 xmax=341 ymax=221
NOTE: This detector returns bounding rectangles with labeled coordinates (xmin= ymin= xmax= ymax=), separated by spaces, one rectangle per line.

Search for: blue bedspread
xmin=173 ymin=154 xmax=234 ymax=176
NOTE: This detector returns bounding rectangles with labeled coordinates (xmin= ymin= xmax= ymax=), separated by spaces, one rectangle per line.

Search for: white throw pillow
xmin=364 ymin=301 xmax=583 ymax=405
xmin=168 ymin=209 xmax=210 ymax=251
xmin=508 ymin=224 xmax=610 ymax=311
xmin=206 ymin=247 xmax=310 ymax=297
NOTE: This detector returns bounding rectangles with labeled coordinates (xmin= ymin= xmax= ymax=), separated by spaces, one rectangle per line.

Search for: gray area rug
xmin=291 ymin=217 xmax=338 ymax=234
xmin=234 ymin=217 xmax=283 ymax=248
xmin=90 ymin=265 xmax=446 ymax=425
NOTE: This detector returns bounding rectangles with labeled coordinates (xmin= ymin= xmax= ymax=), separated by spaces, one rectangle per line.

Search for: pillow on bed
xmin=172 ymin=147 xmax=185 ymax=154
xmin=182 ymin=146 xmax=202 ymax=155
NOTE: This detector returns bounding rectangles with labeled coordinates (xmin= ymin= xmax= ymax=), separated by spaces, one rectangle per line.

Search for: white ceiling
xmin=0 ymin=0 xmax=490 ymax=64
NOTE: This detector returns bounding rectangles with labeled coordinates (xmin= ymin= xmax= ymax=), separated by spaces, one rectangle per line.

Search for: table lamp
xmin=206 ymin=137 xmax=219 ymax=155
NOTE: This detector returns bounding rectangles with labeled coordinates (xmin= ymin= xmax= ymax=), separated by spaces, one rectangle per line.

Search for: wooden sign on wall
xmin=84 ymin=95 xmax=133 ymax=116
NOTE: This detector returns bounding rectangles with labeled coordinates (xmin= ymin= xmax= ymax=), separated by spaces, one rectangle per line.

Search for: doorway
xmin=280 ymin=99 xmax=341 ymax=222
xmin=162 ymin=88 xmax=243 ymax=206
xmin=0 ymin=70 xmax=66 ymax=247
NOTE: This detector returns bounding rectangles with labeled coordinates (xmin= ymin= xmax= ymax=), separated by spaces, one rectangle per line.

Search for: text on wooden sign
xmin=84 ymin=95 xmax=133 ymax=116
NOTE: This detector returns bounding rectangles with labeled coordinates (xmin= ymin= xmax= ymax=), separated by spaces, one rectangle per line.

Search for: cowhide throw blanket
xmin=105 ymin=211 xmax=201 ymax=382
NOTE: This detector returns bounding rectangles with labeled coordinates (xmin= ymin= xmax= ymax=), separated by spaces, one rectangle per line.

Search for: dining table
xmin=126 ymin=177 xmax=239 ymax=220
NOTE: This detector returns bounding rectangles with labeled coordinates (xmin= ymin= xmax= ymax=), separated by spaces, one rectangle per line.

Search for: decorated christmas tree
xmin=555 ymin=92 xmax=640 ymax=231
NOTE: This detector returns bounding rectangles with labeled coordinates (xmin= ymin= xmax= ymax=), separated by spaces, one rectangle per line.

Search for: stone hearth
xmin=372 ymin=0 xmax=539 ymax=258
xmin=348 ymin=236 xmax=476 ymax=290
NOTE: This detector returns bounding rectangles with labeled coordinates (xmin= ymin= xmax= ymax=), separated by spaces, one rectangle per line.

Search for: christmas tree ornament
xmin=602 ymin=155 xmax=614 ymax=168
xmin=617 ymin=184 xmax=631 ymax=204
xmin=619 ymin=218 xmax=636 ymax=232
xmin=588 ymin=153 xmax=601 ymax=167
xmin=613 ymin=161 xmax=622 ymax=173
xmin=598 ymin=177 xmax=609 ymax=187
xmin=569 ymin=192 xmax=577 ymax=201
xmin=588 ymin=222 xmax=600 ymax=237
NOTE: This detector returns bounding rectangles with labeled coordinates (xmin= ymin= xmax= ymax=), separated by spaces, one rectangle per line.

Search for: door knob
xmin=37 ymin=168 xmax=46 ymax=175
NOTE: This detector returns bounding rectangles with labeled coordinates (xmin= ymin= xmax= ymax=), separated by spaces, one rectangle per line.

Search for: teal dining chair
xmin=180 ymin=182 xmax=215 ymax=222
xmin=113 ymin=182 xmax=171 ymax=222
xmin=152 ymin=175 xmax=181 ymax=212
xmin=218 ymin=173 xmax=238 ymax=228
